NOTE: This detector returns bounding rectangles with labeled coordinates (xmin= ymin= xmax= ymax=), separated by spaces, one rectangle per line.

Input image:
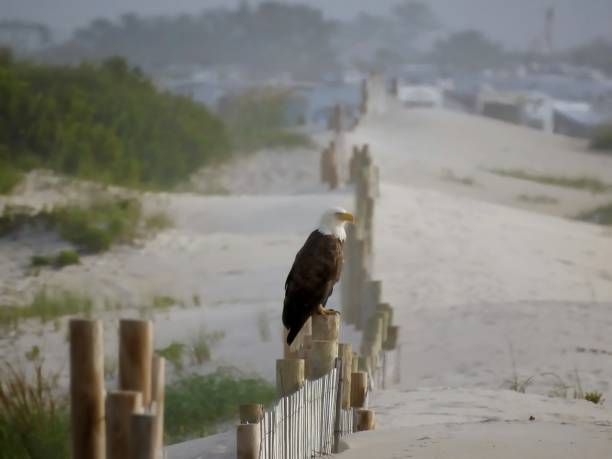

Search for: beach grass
xmin=575 ymin=202 xmax=612 ymax=225
xmin=488 ymin=168 xmax=612 ymax=193
xmin=164 ymin=369 xmax=275 ymax=444
xmin=31 ymin=250 xmax=80 ymax=269
xmin=0 ymin=290 xmax=92 ymax=329
xmin=516 ymin=194 xmax=559 ymax=205
xmin=0 ymin=362 xmax=70 ymax=459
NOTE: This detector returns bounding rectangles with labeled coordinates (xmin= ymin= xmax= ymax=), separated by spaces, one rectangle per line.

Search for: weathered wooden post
xmin=351 ymin=352 xmax=359 ymax=373
xmin=237 ymin=424 xmax=261 ymax=459
xmin=360 ymin=280 xmax=382 ymax=331
xmin=309 ymin=340 xmax=338 ymax=380
xmin=239 ymin=404 xmax=264 ymax=424
xmin=119 ymin=319 xmax=153 ymax=406
xmin=351 ymin=239 xmax=367 ymax=328
xmin=391 ymin=77 xmax=399 ymax=97
xmin=283 ymin=327 xmax=300 ymax=359
xmin=350 ymin=371 xmax=368 ymax=408
xmin=355 ymin=409 xmax=375 ymax=431
xmin=130 ymin=413 xmax=157 ymax=459
xmin=70 ymin=319 xmax=105 ymax=459
xmin=276 ymin=359 xmax=305 ymax=396
xmin=361 ymin=79 xmax=369 ymax=115
xmin=320 ymin=143 xmax=339 ymax=190
xmin=151 ymin=356 xmax=165 ymax=453
xmin=312 ymin=314 xmax=340 ymax=342
xmin=338 ymin=343 xmax=353 ymax=409
xmin=298 ymin=317 xmax=313 ymax=375
xmin=384 ymin=325 xmax=399 ymax=351
xmin=106 ymin=391 xmax=143 ymax=459
xmin=310 ymin=313 xmax=340 ymax=380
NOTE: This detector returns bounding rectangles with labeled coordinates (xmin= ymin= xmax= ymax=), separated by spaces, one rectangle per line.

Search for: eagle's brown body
xmin=283 ymin=230 xmax=344 ymax=345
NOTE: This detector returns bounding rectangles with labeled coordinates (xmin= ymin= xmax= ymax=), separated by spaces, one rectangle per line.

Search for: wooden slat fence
xmin=259 ymin=366 xmax=352 ymax=459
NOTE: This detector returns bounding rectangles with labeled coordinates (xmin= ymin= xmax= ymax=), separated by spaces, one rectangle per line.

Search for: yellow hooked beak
xmin=335 ymin=211 xmax=355 ymax=223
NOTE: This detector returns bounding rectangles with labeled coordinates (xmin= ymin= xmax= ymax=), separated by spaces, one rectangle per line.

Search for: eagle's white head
xmin=317 ymin=207 xmax=355 ymax=241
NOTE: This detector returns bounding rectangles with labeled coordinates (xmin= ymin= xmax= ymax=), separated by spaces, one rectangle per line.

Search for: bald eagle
xmin=283 ymin=208 xmax=355 ymax=345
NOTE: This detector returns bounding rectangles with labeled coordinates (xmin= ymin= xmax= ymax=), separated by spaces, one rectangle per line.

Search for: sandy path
xmin=349 ymin=105 xmax=612 ymax=217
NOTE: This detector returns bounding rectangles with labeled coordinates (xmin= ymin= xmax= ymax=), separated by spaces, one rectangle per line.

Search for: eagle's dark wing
xmin=283 ymin=230 xmax=343 ymax=345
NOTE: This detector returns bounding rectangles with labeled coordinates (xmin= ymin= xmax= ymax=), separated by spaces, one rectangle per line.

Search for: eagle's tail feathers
xmin=286 ymin=327 xmax=299 ymax=345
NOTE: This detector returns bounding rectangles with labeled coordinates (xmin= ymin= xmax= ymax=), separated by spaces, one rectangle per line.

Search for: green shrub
xmin=584 ymin=391 xmax=604 ymax=404
xmin=164 ymin=369 xmax=275 ymax=444
xmin=0 ymin=57 xmax=231 ymax=190
xmin=0 ymin=362 xmax=70 ymax=459
xmin=590 ymin=124 xmax=612 ymax=151
xmin=144 ymin=212 xmax=174 ymax=232
xmin=31 ymin=250 xmax=80 ymax=269
xmin=0 ymin=160 xmax=22 ymax=194
xmin=54 ymin=250 xmax=80 ymax=267
xmin=218 ymin=88 xmax=312 ymax=152
xmin=575 ymin=202 xmax=612 ymax=225
xmin=51 ymin=199 xmax=141 ymax=253
xmin=156 ymin=341 xmax=186 ymax=372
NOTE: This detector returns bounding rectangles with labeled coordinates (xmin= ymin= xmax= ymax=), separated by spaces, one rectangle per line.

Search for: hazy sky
xmin=2 ymin=0 xmax=612 ymax=50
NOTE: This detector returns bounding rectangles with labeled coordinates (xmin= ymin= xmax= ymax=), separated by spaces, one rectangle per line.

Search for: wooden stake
xmin=130 ymin=413 xmax=156 ymax=459
xmin=312 ymin=314 xmax=340 ymax=341
xmin=151 ymin=356 xmax=165 ymax=453
xmin=239 ymin=404 xmax=263 ymax=424
xmin=309 ymin=340 xmax=338 ymax=380
xmin=351 ymin=352 xmax=359 ymax=373
xmin=384 ymin=325 xmax=399 ymax=351
xmin=106 ymin=390 xmax=143 ymax=459
xmin=355 ymin=409 xmax=375 ymax=431
xmin=350 ymin=371 xmax=368 ymax=408
xmin=276 ymin=359 xmax=305 ymax=397
xmin=338 ymin=344 xmax=353 ymax=409
xmin=283 ymin=327 xmax=300 ymax=359
xmin=119 ymin=319 xmax=153 ymax=406
xmin=237 ymin=423 xmax=261 ymax=459
xmin=70 ymin=319 xmax=105 ymax=459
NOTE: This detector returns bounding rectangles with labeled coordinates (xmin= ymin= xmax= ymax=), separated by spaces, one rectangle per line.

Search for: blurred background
xmin=1 ymin=1 xmax=611 ymax=458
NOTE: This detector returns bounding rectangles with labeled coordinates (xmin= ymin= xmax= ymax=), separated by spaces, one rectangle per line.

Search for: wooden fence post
xmin=338 ymin=343 xmax=353 ymax=409
xmin=309 ymin=340 xmax=338 ymax=380
xmin=351 ymin=352 xmax=359 ymax=373
xmin=237 ymin=423 xmax=261 ymax=459
xmin=276 ymin=359 xmax=305 ymax=397
xmin=106 ymin=390 xmax=143 ymax=459
xmin=70 ymin=319 xmax=105 ymax=459
xmin=350 ymin=372 xmax=368 ymax=408
xmin=361 ymin=79 xmax=369 ymax=115
xmin=384 ymin=325 xmax=399 ymax=351
xmin=355 ymin=409 xmax=375 ymax=431
xmin=299 ymin=317 xmax=312 ymax=375
xmin=130 ymin=413 xmax=157 ymax=459
xmin=332 ymin=358 xmax=344 ymax=454
xmin=151 ymin=356 xmax=165 ymax=453
xmin=119 ymin=319 xmax=153 ymax=406
xmin=312 ymin=314 xmax=340 ymax=342
xmin=239 ymin=404 xmax=264 ymax=424
xmin=283 ymin=327 xmax=300 ymax=359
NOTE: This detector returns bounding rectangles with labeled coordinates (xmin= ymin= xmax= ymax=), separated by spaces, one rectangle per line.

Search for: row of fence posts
xmin=236 ymin=311 xmax=376 ymax=459
xmin=343 ymin=143 xmax=399 ymax=390
xmin=320 ymin=72 xmax=386 ymax=191
xmin=69 ymin=318 xmax=165 ymax=459
xmin=238 ymin=81 xmax=398 ymax=458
